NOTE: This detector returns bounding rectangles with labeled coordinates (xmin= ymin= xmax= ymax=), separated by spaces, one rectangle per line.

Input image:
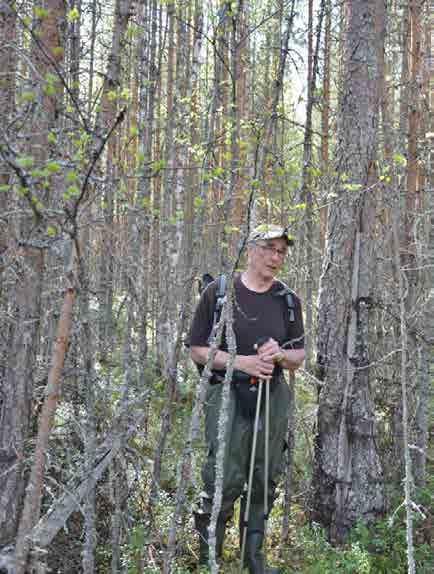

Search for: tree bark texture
xmin=15 ymin=280 xmax=75 ymax=573
xmin=97 ymin=0 xmax=133 ymax=361
xmin=313 ymin=0 xmax=385 ymax=543
xmin=0 ymin=248 xmax=44 ymax=547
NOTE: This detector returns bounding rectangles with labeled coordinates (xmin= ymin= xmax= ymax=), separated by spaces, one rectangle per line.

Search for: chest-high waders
xmin=239 ymin=375 xmax=272 ymax=573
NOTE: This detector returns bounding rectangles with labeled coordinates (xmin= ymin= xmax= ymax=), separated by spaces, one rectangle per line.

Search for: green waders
xmin=196 ymin=377 xmax=289 ymax=572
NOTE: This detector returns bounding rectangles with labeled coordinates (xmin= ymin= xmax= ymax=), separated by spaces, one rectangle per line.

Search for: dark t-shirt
xmin=188 ymin=274 xmax=304 ymax=360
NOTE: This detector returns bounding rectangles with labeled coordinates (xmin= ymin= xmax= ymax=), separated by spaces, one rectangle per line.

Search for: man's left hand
xmin=256 ymin=338 xmax=284 ymax=365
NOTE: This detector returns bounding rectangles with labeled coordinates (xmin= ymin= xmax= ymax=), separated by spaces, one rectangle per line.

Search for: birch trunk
xmin=299 ymin=0 xmax=325 ymax=371
xmin=147 ymin=4 xmax=205 ymax=517
xmin=158 ymin=2 xmax=176 ymax=367
xmin=391 ymin=214 xmax=416 ymax=574
xmin=81 ymin=263 xmax=97 ymax=574
xmin=319 ymin=0 xmax=331 ymax=254
xmin=421 ymin=1 xmax=433 ymax=489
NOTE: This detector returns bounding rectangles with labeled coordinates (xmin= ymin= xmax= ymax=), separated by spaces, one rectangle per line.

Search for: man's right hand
xmin=190 ymin=346 xmax=275 ymax=380
xmin=235 ymin=355 xmax=274 ymax=381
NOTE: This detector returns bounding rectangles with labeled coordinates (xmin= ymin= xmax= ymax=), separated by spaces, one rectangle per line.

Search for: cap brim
xmin=264 ymin=231 xmax=294 ymax=245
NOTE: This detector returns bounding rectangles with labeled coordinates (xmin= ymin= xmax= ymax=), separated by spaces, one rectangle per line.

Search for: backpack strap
xmin=207 ymin=274 xmax=226 ymax=343
xmin=274 ymin=280 xmax=296 ymax=323
xmin=285 ymin=291 xmax=295 ymax=323
xmin=214 ymin=274 xmax=227 ymax=325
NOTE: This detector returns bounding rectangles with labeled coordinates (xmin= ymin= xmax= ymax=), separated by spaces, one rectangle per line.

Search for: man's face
xmin=248 ymin=237 xmax=288 ymax=280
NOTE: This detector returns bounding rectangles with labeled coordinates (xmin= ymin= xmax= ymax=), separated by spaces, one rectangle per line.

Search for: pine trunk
xmin=313 ymin=0 xmax=385 ymax=543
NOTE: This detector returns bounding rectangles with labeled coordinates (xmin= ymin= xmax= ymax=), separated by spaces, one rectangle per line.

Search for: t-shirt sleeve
xmin=186 ymin=282 xmax=217 ymax=347
xmin=288 ymin=294 xmax=305 ymax=349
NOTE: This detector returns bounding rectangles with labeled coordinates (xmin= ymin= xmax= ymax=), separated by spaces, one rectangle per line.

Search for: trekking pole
xmin=263 ymin=376 xmax=270 ymax=551
xmin=239 ymin=378 xmax=264 ymax=573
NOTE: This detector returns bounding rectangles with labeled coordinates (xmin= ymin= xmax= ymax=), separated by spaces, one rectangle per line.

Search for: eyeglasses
xmin=256 ymin=243 xmax=288 ymax=259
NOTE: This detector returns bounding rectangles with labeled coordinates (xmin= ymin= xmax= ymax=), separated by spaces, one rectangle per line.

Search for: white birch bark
xmin=81 ymin=264 xmax=97 ymax=574
xmin=208 ymin=285 xmax=236 ymax=573
xmin=391 ymin=213 xmax=416 ymax=574
xmin=31 ymin=409 xmax=148 ymax=549
xmin=162 ymin=294 xmax=229 ymax=573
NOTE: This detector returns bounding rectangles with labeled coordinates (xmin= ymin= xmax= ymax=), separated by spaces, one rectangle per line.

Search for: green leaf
xmin=63 ymin=185 xmax=80 ymax=199
xmin=44 ymin=83 xmax=57 ymax=96
xmin=34 ymin=6 xmax=49 ymax=19
xmin=379 ymin=175 xmax=391 ymax=183
xmin=127 ymin=24 xmax=139 ymax=40
xmin=343 ymin=183 xmax=363 ymax=192
xmin=20 ymin=91 xmax=36 ymax=103
xmin=46 ymin=225 xmax=57 ymax=237
xmin=17 ymin=156 xmax=34 ymax=169
xmin=45 ymin=72 xmax=58 ymax=84
xmin=67 ymin=7 xmax=80 ymax=22
xmin=52 ymin=46 xmax=64 ymax=58
xmin=211 ymin=166 xmax=225 ymax=178
xmin=151 ymin=159 xmax=166 ymax=175
xmin=0 ymin=184 xmax=11 ymax=192
xmin=289 ymin=203 xmax=306 ymax=211
xmin=307 ymin=166 xmax=322 ymax=177
xmin=224 ymin=224 xmax=239 ymax=234
xmin=31 ymin=169 xmax=45 ymax=178
xmin=392 ymin=153 xmax=407 ymax=167
xmin=120 ymin=88 xmax=131 ymax=101
xmin=66 ymin=171 xmax=78 ymax=183
xmin=47 ymin=132 xmax=57 ymax=145
xmin=45 ymin=161 xmax=61 ymax=174
xmin=66 ymin=185 xmax=80 ymax=197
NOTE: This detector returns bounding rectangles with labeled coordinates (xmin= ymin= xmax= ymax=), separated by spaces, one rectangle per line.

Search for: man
xmin=188 ymin=224 xmax=305 ymax=573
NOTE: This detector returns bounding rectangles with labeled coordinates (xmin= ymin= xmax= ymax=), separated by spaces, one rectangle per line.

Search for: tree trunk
xmin=0 ymin=0 xmax=65 ymax=548
xmin=312 ymin=0 xmax=385 ymax=544
xmin=15 ymin=272 xmax=76 ymax=573
xmin=97 ymin=0 xmax=133 ymax=361
xmin=405 ymin=0 xmax=427 ymax=487
xmin=0 ymin=1 xmax=18 ymax=546
xmin=319 ymin=0 xmax=331 ymax=254
xmin=81 ymin=262 xmax=97 ymax=574
xmin=299 ymin=0 xmax=325 ymax=371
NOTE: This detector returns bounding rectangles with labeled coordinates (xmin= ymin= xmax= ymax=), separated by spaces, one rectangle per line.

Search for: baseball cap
xmin=247 ymin=224 xmax=294 ymax=246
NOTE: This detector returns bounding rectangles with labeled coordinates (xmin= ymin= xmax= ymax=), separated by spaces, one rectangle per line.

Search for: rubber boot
xmin=239 ymin=492 xmax=248 ymax=568
xmin=245 ymin=531 xmax=280 ymax=574
xmin=194 ymin=512 xmax=226 ymax=565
